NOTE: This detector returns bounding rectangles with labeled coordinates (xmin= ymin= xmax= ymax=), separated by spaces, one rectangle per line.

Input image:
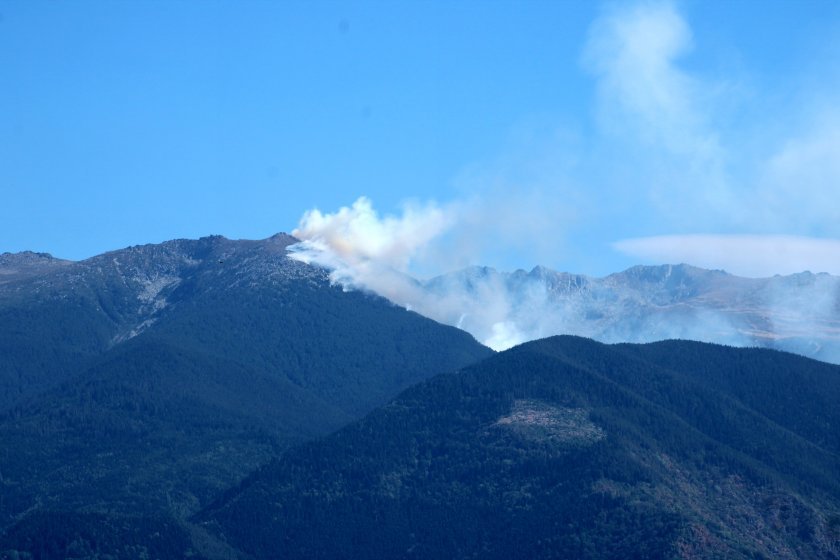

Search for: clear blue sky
xmin=3 ymin=1 xmax=840 ymax=276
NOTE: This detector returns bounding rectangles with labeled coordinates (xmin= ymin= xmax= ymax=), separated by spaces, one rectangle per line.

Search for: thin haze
xmin=289 ymin=2 xmax=840 ymax=352
xmin=289 ymin=1 xmax=840 ymax=280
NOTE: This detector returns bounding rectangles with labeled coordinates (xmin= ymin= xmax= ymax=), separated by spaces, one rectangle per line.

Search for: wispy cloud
xmin=588 ymin=1 xmax=840 ymax=268
xmin=584 ymin=2 xmax=711 ymax=155
xmin=582 ymin=1 xmax=734 ymax=222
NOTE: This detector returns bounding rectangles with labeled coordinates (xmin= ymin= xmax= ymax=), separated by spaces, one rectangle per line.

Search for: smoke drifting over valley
xmin=290 ymin=198 xmax=840 ymax=362
xmin=289 ymin=197 xmax=529 ymax=349
xmin=289 ymin=2 xmax=840 ymax=358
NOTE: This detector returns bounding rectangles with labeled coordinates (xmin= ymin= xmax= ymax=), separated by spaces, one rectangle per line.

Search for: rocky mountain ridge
xmin=5 ymin=239 xmax=839 ymax=363
xmin=0 ymin=233 xmax=491 ymax=545
xmin=422 ymin=262 xmax=840 ymax=362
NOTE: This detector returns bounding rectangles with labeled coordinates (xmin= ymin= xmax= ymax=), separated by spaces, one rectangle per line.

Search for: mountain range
xmin=0 ymin=234 xmax=490 ymax=556
xmin=197 ymin=335 xmax=840 ymax=559
xmin=419 ymin=263 xmax=840 ymax=361
xmin=1 ymin=235 xmax=839 ymax=558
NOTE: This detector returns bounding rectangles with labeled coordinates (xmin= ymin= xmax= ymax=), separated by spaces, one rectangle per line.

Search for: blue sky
xmin=2 ymin=0 xmax=840 ymax=277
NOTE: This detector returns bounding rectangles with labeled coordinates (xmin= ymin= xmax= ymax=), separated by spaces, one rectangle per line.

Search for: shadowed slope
xmin=0 ymin=235 xmax=491 ymax=556
xmin=198 ymin=336 xmax=840 ymax=559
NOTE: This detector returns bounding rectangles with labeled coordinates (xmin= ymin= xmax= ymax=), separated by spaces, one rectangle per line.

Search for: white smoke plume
xmin=288 ymin=197 xmax=840 ymax=362
xmin=285 ymin=1 xmax=840 ymax=359
xmin=289 ymin=197 xmax=533 ymax=350
xmin=289 ymin=198 xmax=436 ymax=315
xmin=292 ymin=197 xmax=450 ymax=275
xmin=288 ymin=198 xmax=827 ymax=359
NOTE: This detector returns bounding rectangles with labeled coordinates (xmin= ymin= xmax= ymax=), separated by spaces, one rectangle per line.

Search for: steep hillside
xmin=198 ymin=337 xmax=840 ymax=559
xmin=0 ymin=235 xmax=491 ymax=552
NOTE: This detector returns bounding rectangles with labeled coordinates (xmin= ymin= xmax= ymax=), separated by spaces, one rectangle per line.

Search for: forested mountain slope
xmin=0 ymin=235 xmax=491 ymax=557
xmin=199 ymin=336 xmax=840 ymax=559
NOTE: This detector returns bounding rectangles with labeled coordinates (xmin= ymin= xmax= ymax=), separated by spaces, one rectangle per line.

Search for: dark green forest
xmin=0 ymin=236 xmax=490 ymax=559
xmin=198 ymin=336 xmax=840 ymax=559
xmin=2 ymin=239 xmax=840 ymax=558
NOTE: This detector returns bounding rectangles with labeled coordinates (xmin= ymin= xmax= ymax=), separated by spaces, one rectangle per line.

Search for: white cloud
xmin=614 ymin=234 xmax=840 ymax=277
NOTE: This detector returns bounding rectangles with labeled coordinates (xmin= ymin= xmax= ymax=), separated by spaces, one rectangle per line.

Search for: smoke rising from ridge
xmin=289 ymin=198 xmax=840 ymax=361
xmin=289 ymin=197 xmax=534 ymax=349
xmin=286 ymin=1 xmax=840 ymax=357
xmin=292 ymin=197 xmax=451 ymax=275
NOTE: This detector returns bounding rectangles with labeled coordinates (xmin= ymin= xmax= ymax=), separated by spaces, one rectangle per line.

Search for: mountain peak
xmin=0 ymin=250 xmax=66 ymax=264
xmin=0 ymin=251 xmax=73 ymax=283
xmin=617 ymin=262 xmax=727 ymax=279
